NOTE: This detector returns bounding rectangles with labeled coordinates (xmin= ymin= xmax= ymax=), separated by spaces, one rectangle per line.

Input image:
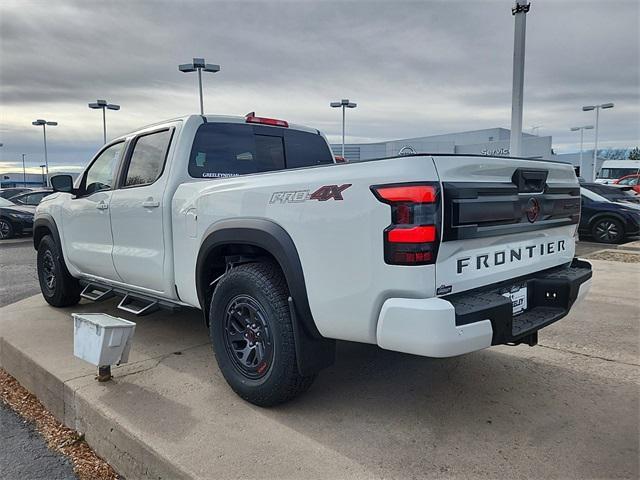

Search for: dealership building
xmin=330 ymin=128 xmax=553 ymax=162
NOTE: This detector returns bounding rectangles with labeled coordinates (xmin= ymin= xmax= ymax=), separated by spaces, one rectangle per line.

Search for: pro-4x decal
xmin=269 ymin=184 xmax=352 ymax=204
xmin=309 ymin=184 xmax=352 ymax=201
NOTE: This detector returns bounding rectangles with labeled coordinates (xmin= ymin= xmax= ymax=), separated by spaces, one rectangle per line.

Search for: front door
xmin=62 ymin=141 xmax=124 ymax=281
xmin=109 ymin=128 xmax=174 ymax=293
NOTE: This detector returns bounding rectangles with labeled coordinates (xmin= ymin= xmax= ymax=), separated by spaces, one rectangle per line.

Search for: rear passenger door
xmin=109 ymin=127 xmax=174 ymax=293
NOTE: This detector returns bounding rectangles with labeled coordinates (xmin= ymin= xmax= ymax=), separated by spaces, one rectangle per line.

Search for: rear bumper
xmin=376 ymin=259 xmax=592 ymax=358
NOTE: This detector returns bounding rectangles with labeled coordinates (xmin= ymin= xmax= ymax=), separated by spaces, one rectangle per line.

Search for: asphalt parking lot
xmin=0 ymin=237 xmax=39 ymax=308
xmin=0 ymin=237 xmax=78 ymax=479
xmin=0 ymin=236 xmax=638 ymax=479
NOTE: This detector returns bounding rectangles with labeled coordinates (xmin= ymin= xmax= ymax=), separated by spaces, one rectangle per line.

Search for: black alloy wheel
xmin=41 ymin=249 xmax=57 ymax=294
xmin=223 ymin=294 xmax=274 ymax=379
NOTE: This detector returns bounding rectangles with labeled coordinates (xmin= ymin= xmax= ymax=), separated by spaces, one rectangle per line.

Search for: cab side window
xmin=123 ymin=130 xmax=172 ymax=187
xmin=22 ymin=193 xmax=46 ymax=205
xmin=83 ymin=142 xmax=124 ymax=195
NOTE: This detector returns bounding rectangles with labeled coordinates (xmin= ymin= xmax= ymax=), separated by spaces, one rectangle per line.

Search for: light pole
xmin=22 ymin=154 xmax=27 ymax=186
xmin=570 ymin=125 xmax=594 ymax=178
xmin=179 ymin=58 xmax=220 ymax=115
xmin=582 ymin=102 xmax=614 ymax=182
xmin=32 ymin=119 xmax=57 ymax=187
xmin=39 ymin=165 xmax=46 ymax=186
xmin=89 ymin=99 xmax=120 ymax=144
xmin=509 ymin=0 xmax=530 ymax=158
xmin=330 ymin=99 xmax=357 ymax=158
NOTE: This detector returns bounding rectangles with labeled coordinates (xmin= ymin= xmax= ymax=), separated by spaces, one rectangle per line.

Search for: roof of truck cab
xmin=117 ymin=114 xmax=320 ymax=139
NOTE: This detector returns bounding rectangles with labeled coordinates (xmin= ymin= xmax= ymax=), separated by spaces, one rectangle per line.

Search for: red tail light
xmin=245 ymin=113 xmax=289 ymax=127
xmin=371 ymin=182 xmax=441 ymax=265
xmin=387 ymin=225 xmax=437 ymax=243
xmin=375 ymin=185 xmax=436 ymax=203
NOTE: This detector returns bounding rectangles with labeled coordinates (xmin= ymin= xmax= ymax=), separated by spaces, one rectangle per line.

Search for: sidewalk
xmin=1 ymin=259 xmax=638 ymax=479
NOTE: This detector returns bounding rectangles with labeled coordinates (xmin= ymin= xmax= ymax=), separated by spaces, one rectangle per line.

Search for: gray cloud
xmin=1 ymin=0 xmax=638 ymax=170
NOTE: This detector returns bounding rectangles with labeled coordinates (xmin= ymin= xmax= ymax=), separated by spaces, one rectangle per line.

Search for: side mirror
xmin=50 ymin=174 xmax=74 ymax=193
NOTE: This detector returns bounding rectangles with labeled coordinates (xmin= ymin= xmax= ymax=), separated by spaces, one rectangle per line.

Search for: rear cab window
xmin=188 ymin=123 xmax=333 ymax=178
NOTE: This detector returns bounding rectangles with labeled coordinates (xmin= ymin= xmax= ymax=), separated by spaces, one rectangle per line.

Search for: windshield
xmin=0 ymin=197 xmax=17 ymax=207
xmin=584 ymin=184 xmax=640 ymax=203
xmin=598 ymin=167 xmax=640 ymax=180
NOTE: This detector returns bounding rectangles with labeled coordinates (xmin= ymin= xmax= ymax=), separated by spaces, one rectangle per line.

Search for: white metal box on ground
xmin=73 ymin=313 xmax=136 ymax=367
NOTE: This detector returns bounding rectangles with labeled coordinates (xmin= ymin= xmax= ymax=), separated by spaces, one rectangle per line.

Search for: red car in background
xmin=614 ymin=174 xmax=640 ymax=194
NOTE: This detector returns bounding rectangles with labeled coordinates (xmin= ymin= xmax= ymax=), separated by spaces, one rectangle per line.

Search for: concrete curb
xmin=0 ymin=336 xmax=192 ymax=480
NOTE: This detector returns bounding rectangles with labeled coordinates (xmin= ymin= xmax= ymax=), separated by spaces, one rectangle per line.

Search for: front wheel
xmin=37 ymin=235 xmax=81 ymax=307
xmin=209 ymin=261 xmax=315 ymax=407
xmin=591 ymin=217 xmax=624 ymax=243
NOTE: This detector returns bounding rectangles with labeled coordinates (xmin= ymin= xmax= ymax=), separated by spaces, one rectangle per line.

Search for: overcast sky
xmin=1 ymin=0 xmax=638 ymax=173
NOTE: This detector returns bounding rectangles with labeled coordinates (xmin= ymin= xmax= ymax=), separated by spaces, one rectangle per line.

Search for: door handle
xmin=142 ymin=200 xmax=160 ymax=208
xmin=96 ymin=201 xmax=108 ymax=210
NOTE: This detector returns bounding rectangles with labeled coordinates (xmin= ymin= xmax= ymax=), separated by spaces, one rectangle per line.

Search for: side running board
xmin=117 ymin=294 xmax=159 ymax=316
xmin=80 ymin=283 xmax=114 ymax=302
xmin=79 ymin=280 xmax=179 ymax=316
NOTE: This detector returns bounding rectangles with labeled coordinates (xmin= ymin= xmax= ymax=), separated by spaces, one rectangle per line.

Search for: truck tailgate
xmin=432 ymin=155 xmax=580 ymax=296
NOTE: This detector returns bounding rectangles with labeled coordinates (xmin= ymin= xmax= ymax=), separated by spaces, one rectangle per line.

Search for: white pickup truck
xmin=34 ymin=113 xmax=592 ymax=406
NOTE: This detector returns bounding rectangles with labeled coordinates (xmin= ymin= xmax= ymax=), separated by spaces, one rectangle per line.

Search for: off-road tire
xmin=37 ymin=234 xmax=81 ymax=307
xmin=0 ymin=218 xmax=14 ymax=240
xmin=209 ymin=261 xmax=315 ymax=406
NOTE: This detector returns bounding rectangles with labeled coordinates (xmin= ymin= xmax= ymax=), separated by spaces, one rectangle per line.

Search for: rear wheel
xmin=0 ymin=218 xmax=14 ymax=240
xmin=591 ymin=217 xmax=624 ymax=243
xmin=209 ymin=261 xmax=315 ymax=407
xmin=37 ymin=235 xmax=81 ymax=307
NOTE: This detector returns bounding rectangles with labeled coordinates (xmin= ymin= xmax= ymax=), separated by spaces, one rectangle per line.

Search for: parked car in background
xmin=595 ymin=160 xmax=640 ymax=184
xmin=614 ymin=174 xmax=640 ymax=194
xmin=0 ymin=187 xmax=33 ymax=199
xmin=583 ymin=183 xmax=640 ymax=204
xmin=10 ymin=189 xmax=53 ymax=206
xmin=0 ymin=197 xmax=35 ymax=239
xmin=579 ymin=184 xmax=640 ymax=243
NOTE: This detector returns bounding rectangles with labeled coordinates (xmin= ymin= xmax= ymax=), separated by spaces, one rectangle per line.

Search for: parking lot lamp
xmin=570 ymin=125 xmax=594 ymax=178
xmin=330 ymin=99 xmax=357 ymax=158
xmin=582 ymin=103 xmax=614 ymax=181
xmin=509 ymin=0 xmax=531 ymax=157
xmin=89 ymin=100 xmax=120 ymax=144
xmin=39 ymin=164 xmax=46 ymax=186
xmin=22 ymin=154 xmax=27 ymax=185
xmin=179 ymin=58 xmax=220 ymax=115
xmin=32 ymin=119 xmax=57 ymax=187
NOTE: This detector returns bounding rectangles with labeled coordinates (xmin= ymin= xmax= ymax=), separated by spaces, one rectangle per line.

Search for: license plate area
xmin=502 ymin=284 xmax=528 ymax=316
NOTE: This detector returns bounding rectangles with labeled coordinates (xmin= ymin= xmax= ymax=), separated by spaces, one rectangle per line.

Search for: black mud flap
xmin=288 ymin=297 xmax=336 ymax=376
